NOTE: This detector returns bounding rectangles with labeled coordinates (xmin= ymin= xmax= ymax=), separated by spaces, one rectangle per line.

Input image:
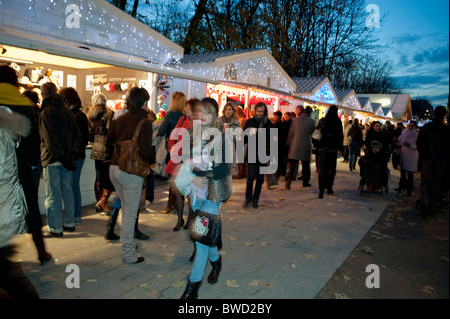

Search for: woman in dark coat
xmin=60 ymin=87 xmax=89 ymax=225
xmin=364 ymin=121 xmax=390 ymax=157
xmin=87 ymin=93 xmax=115 ymax=214
xmin=318 ymin=105 xmax=343 ymax=199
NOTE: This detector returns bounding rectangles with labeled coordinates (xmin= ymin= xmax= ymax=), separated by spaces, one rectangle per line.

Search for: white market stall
xmin=171 ymin=49 xmax=298 ymax=115
xmin=1 ymin=0 xmax=219 ymax=209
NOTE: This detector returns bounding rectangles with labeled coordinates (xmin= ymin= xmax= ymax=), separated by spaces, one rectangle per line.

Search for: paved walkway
xmin=12 ymin=161 xmax=400 ymax=299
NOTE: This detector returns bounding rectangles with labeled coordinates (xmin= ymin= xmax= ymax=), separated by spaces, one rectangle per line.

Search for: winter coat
xmin=175 ymin=135 xmax=232 ymax=203
xmin=157 ymin=110 xmax=183 ymax=138
xmin=417 ymin=119 xmax=450 ymax=161
xmin=218 ymin=115 xmax=240 ymax=130
xmin=287 ymin=113 xmax=316 ymax=161
xmin=343 ymin=124 xmax=352 ymax=146
xmin=1 ymin=84 xmax=43 ymax=233
xmin=243 ymin=116 xmax=273 ymax=165
xmin=39 ymin=94 xmax=81 ymax=166
xmin=70 ymin=104 xmax=89 ymax=159
xmin=319 ymin=108 xmax=343 ymax=153
xmin=364 ymin=129 xmax=389 ymax=153
xmin=165 ymin=115 xmax=193 ymax=176
xmin=105 ymin=106 xmax=155 ymax=167
xmin=0 ymin=107 xmax=29 ymax=247
xmin=348 ymin=125 xmax=363 ymax=146
xmin=398 ymin=128 xmax=419 ymax=172
xmin=88 ymin=105 xmax=114 ymax=161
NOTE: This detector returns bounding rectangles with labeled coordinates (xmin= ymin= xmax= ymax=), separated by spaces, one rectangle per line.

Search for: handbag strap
xmin=132 ymin=119 xmax=147 ymax=141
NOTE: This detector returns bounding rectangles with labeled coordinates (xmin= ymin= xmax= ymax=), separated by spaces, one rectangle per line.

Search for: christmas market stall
xmin=358 ymin=93 xmax=412 ymax=122
xmin=172 ymin=49 xmax=298 ymax=116
xmin=334 ymin=88 xmax=363 ymax=121
xmin=291 ymin=77 xmax=339 ymax=122
xmin=0 ymin=0 xmax=218 ymax=205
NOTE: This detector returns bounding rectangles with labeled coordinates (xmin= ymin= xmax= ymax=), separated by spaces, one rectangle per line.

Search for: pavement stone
xmin=12 ymin=160 xmax=400 ymax=299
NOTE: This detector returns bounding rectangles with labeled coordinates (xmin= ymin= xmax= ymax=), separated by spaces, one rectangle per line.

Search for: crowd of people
xmin=1 ymin=64 xmax=449 ymax=299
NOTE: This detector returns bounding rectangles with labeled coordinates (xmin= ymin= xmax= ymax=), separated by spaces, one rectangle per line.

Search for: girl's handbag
xmin=114 ymin=119 xmax=151 ymax=177
xmin=188 ymin=178 xmax=222 ymax=247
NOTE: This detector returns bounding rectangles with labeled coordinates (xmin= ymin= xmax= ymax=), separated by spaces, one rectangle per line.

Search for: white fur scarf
xmin=0 ymin=106 xmax=31 ymax=142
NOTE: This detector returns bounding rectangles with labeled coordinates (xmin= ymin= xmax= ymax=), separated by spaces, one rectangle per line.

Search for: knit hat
xmin=92 ymin=93 xmax=107 ymax=106
xmin=371 ymin=140 xmax=382 ymax=149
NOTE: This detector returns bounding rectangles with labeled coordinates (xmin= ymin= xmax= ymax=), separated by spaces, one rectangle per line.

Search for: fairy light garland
xmin=1 ymin=0 xmax=181 ymax=66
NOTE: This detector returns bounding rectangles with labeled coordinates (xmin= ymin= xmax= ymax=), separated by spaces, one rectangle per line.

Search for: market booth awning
xmin=0 ymin=0 xmax=220 ymax=84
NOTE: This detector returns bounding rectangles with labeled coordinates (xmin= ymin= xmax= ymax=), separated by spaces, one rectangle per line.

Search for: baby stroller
xmin=357 ymin=141 xmax=390 ymax=196
xmin=358 ymin=164 xmax=390 ymax=195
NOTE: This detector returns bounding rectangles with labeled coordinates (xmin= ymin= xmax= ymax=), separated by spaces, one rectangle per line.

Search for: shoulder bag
xmin=114 ymin=119 xmax=151 ymax=177
xmin=188 ymin=177 xmax=222 ymax=247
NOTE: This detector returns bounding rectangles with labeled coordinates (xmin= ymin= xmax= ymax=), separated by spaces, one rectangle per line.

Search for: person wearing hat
xmin=87 ymin=93 xmax=115 ymax=216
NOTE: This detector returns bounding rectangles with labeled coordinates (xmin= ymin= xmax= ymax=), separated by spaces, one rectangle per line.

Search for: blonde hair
xmin=200 ymin=99 xmax=220 ymax=129
xmin=221 ymin=102 xmax=239 ymax=122
xmin=169 ymin=91 xmax=186 ymax=113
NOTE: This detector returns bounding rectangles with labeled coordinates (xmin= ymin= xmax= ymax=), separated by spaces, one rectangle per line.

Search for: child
xmin=175 ymin=98 xmax=232 ymax=299
xmin=358 ymin=140 xmax=388 ymax=191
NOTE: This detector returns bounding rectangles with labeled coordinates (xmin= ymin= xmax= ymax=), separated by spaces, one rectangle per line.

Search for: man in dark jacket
xmin=318 ymin=105 xmax=343 ymax=198
xmin=39 ymin=82 xmax=81 ymax=237
xmin=417 ymin=106 xmax=449 ymax=217
xmin=242 ymin=102 xmax=273 ymax=208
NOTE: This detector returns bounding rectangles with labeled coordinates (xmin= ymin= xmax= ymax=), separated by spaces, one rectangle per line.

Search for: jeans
xmin=109 ymin=165 xmax=143 ymax=263
xmin=245 ymin=163 xmax=265 ymax=203
xmin=189 ymin=199 xmax=221 ymax=283
xmin=43 ymin=165 xmax=75 ymax=233
xmin=349 ymin=141 xmax=360 ymax=169
xmin=72 ymin=158 xmax=85 ymax=224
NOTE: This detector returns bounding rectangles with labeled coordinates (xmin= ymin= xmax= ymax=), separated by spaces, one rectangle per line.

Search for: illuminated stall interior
xmin=291 ymin=77 xmax=339 ymax=121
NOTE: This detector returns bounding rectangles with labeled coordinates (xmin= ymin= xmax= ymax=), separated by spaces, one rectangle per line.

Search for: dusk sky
xmin=118 ymin=0 xmax=449 ymax=107
xmin=372 ymin=0 xmax=449 ymax=107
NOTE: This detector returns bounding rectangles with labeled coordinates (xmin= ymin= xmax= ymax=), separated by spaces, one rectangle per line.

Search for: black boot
xmin=207 ymin=256 xmax=222 ymax=284
xmin=183 ymin=197 xmax=194 ymax=230
xmin=180 ymin=280 xmax=201 ymax=299
xmin=135 ymin=211 xmax=150 ymax=240
xmin=173 ymin=194 xmax=185 ymax=231
xmin=105 ymin=208 xmax=120 ymax=240
xmin=31 ymin=230 xmax=52 ymax=265
xmin=319 ymin=189 xmax=324 ymax=199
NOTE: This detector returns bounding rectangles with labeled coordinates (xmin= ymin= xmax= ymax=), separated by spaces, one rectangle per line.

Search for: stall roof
xmin=358 ymin=94 xmax=412 ymax=121
xmin=180 ymin=48 xmax=296 ymax=94
xmin=292 ymin=77 xmax=338 ymax=104
xmin=357 ymin=96 xmax=374 ymax=113
xmin=335 ymin=88 xmax=362 ymax=110
xmin=0 ymin=0 xmax=219 ymax=84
